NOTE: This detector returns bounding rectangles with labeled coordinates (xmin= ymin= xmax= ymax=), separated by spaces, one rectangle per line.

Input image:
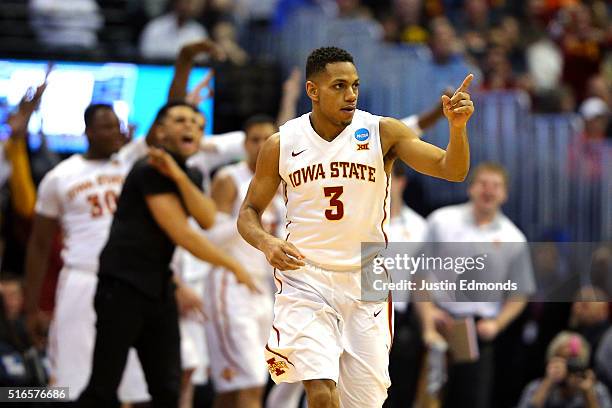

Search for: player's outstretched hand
xmin=262 ymin=237 xmax=305 ymax=271
xmin=148 ymin=147 xmax=185 ymax=182
xmin=441 ymin=74 xmax=475 ymax=128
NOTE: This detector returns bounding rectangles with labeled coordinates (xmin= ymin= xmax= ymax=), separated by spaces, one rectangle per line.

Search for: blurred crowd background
xmin=0 ymin=0 xmax=611 ymax=407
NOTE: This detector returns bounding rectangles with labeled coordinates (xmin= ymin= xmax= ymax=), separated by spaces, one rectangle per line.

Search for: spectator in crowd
xmin=590 ymin=245 xmax=612 ymax=298
xmin=455 ymin=0 xmax=491 ymax=36
xmin=0 ymin=275 xmax=26 ymax=330
xmin=517 ymin=331 xmax=612 ymax=408
xmin=424 ymin=17 xmax=481 ymax=96
xmin=211 ymin=19 xmax=249 ymax=65
xmin=579 ymin=97 xmax=610 ymax=142
xmin=569 ymin=286 xmax=611 ymax=364
xmin=140 ymin=0 xmax=208 ymax=60
xmin=568 ymin=96 xmax=611 ymax=181
xmin=381 ymin=0 xmax=429 ymax=44
xmin=29 ymin=0 xmax=103 ymax=50
xmin=0 ymin=275 xmax=33 ymax=386
xmin=416 ymin=162 xmax=535 ymax=408
xmin=585 ymin=75 xmax=612 ymax=109
xmin=551 ymin=3 xmax=607 ymax=104
xmin=334 ymin=0 xmax=373 ymax=19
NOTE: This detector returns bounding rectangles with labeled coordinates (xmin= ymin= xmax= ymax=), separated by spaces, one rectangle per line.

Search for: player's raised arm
xmin=238 ymin=133 xmax=305 ymax=270
xmin=382 ymin=74 xmax=474 ymax=182
xmin=168 ymin=39 xmax=225 ymax=102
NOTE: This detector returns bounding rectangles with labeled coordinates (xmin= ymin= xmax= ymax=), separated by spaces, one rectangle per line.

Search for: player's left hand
xmin=476 ymin=318 xmax=500 ymax=340
xmin=148 ymin=147 xmax=185 ymax=182
xmin=442 ymin=74 xmax=475 ymax=127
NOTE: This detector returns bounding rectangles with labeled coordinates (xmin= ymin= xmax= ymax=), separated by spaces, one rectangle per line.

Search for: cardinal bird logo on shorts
xmin=221 ymin=367 xmax=236 ymax=381
xmin=267 ymin=357 xmax=289 ymax=376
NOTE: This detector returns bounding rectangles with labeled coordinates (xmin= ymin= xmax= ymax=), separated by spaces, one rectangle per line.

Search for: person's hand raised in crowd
xmin=545 ymin=357 xmax=567 ymax=384
xmin=178 ymin=39 xmax=227 ymax=62
xmin=573 ymin=369 xmax=597 ymax=394
xmin=8 ymin=82 xmax=48 ymax=138
xmin=441 ymin=73 xmax=475 ymax=128
xmin=186 ymin=70 xmax=213 ymax=106
xmin=148 ymin=147 xmax=185 ymax=182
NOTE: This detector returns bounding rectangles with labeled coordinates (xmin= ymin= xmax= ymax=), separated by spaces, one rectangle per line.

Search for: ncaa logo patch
xmin=354 ymin=128 xmax=370 ymax=142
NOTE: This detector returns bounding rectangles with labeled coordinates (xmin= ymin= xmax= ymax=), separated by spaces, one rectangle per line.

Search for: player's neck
xmin=309 ymin=111 xmax=346 ymax=142
xmin=84 ymin=151 xmax=110 ymax=161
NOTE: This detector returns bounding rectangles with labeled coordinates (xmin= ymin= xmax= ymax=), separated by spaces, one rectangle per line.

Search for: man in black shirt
xmin=78 ymin=101 xmax=255 ymax=407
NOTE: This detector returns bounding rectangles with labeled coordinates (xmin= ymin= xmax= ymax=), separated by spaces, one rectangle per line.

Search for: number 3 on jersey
xmin=324 ymin=186 xmax=344 ymax=220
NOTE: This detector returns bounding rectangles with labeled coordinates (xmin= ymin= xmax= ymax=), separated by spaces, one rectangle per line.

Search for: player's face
xmin=159 ymin=106 xmax=201 ymax=158
xmin=245 ymin=122 xmax=276 ymax=168
xmin=310 ymin=62 xmax=359 ymax=127
xmin=87 ymin=109 xmax=124 ymax=158
xmin=468 ymin=171 xmax=507 ymax=214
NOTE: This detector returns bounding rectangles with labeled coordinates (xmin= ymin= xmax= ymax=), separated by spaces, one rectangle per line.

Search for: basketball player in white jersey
xmin=23 ymin=104 xmax=150 ymax=403
xmin=237 ymin=47 xmax=474 ymax=407
xmin=201 ymin=114 xmax=283 ymax=408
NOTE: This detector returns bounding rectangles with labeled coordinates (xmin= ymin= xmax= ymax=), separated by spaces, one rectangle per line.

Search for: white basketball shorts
xmin=204 ymin=268 xmax=273 ymax=392
xmin=264 ymin=262 xmax=393 ymax=408
xmin=179 ymin=278 xmax=209 ymax=381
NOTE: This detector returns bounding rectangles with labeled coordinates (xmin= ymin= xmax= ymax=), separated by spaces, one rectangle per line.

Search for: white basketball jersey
xmin=35 ymin=155 xmax=128 ymax=272
xmin=221 ymin=161 xmax=284 ymax=281
xmin=278 ymin=110 xmax=390 ymax=270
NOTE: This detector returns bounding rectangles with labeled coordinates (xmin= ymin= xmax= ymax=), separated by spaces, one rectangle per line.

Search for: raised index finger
xmin=455 ymin=73 xmax=474 ymax=94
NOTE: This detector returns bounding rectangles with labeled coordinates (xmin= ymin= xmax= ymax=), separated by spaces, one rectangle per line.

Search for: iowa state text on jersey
xmin=287 ymin=161 xmax=377 ymax=188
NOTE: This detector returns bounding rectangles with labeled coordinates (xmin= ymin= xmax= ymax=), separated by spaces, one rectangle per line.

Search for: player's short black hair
xmin=84 ymin=104 xmax=114 ymax=128
xmin=305 ymin=47 xmax=355 ymax=79
xmin=154 ymin=100 xmax=199 ymax=124
xmin=243 ymin=114 xmax=276 ymax=133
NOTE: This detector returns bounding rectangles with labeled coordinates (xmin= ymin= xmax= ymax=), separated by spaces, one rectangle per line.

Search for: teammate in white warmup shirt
xmin=238 ymin=46 xmax=474 ymax=408
xmin=24 ymin=104 xmax=149 ymax=403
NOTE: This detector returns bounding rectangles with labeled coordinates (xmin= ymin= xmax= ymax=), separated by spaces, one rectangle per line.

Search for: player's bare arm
xmin=145 ymin=192 xmax=258 ymax=292
xmin=23 ymin=214 xmax=59 ymax=345
xmin=168 ymin=39 xmax=225 ymax=102
xmin=148 ymin=147 xmax=216 ymax=229
xmin=210 ymin=170 xmax=238 ymax=214
xmin=238 ymin=133 xmax=305 ymax=271
xmin=381 ymin=74 xmax=474 ymax=181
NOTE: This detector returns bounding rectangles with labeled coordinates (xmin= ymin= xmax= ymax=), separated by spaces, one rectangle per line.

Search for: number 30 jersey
xmin=35 ymin=155 xmax=127 ymax=272
xmin=278 ymin=109 xmax=390 ymax=270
